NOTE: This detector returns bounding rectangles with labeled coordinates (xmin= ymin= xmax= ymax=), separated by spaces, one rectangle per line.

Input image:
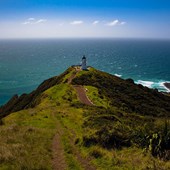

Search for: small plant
xmin=148 ymin=121 xmax=170 ymax=160
xmin=149 ymin=133 xmax=162 ymax=157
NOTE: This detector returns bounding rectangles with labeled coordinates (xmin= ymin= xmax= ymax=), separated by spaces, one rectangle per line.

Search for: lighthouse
xmin=81 ymin=55 xmax=87 ymax=70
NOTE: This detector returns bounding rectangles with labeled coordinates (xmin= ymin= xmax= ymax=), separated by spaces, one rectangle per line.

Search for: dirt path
xmin=69 ymin=131 xmax=96 ymax=170
xmin=73 ymin=149 xmax=96 ymax=170
xmin=74 ymin=85 xmax=94 ymax=106
xmin=52 ymin=118 xmax=96 ymax=170
xmin=67 ymin=72 xmax=77 ymax=84
xmin=68 ymin=67 xmax=94 ymax=106
xmin=52 ymin=121 xmax=67 ymax=170
xmin=67 ymin=66 xmax=81 ymax=84
xmin=52 ymin=67 xmax=95 ymax=170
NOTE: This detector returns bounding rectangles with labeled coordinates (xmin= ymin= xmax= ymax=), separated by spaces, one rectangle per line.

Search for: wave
xmin=135 ymin=80 xmax=154 ymax=88
xmin=114 ymin=74 xmax=122 ymax=77
xmin=135 ymin=80 xmax=170 ymax=92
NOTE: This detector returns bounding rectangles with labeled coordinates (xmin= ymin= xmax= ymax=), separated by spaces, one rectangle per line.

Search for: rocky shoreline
xmin=164 ymin=82 xmax=170 ymax=91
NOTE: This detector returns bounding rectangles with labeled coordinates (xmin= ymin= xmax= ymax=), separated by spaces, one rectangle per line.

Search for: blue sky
xmin=0 ymin=0 xmax=170 ymax=38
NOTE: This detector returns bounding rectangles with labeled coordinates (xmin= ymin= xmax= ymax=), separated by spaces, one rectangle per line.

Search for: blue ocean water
xmin=0 ymin=38 xmax=170 ymax=106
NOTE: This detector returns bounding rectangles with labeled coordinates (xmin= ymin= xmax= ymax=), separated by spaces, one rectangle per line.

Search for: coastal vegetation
xmin=0 ymin=66 xmax=170 ymax=169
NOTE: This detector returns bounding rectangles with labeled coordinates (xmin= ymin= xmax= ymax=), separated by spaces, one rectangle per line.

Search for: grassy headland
xmin=0 ymin=66 xmax=170 ymax=169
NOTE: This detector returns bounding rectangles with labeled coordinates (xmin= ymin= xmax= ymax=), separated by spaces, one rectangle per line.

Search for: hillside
xmin=0 ymin=66 xmax=170 ymax=169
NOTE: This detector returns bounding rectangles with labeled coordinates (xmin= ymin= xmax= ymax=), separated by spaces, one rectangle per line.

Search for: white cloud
xmin=120 ymin=21 xmax=126 ymax=25
xmin=36 ymin=19 xmax=47 ymax=24
xmin=70 ymin=20 xmax=83 ymax=25
xmin=22 ymin=18 xmax=47 ymax=25
xmin=106 ymin=20 xmax=119 ymax=26
xmin=106 ymin=20 xmax=126 ymax=26
xmin=28 ymin=18 xmax=35 ymax=21
xmin=92 ymin=20 xmax=99 ymax=25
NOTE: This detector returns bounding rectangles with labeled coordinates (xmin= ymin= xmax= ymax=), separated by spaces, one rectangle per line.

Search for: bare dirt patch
xmin=52 ymin=122 xmax=67 ymax=170
xmin=73 ymin=85 xmax=94 ymax=106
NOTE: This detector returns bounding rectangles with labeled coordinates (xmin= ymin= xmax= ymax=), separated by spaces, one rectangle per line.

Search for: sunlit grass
xmin=0 ymin=109 xmax=57 ymax=169
xmin=0 ymin=67 xmax=170 ymax=169
xmin=85 ymin=85 xmax=109 ymax=107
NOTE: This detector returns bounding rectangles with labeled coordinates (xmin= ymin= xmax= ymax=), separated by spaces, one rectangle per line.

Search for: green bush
xmin=147 ymin=121 xmax=170 ymax=160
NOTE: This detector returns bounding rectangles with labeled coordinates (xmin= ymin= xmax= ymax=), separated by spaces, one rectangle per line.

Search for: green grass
xmin=0 ymin=83 xmax=77 ymax=169
xmin=62 ymin=129 xmax=83 ymax=170
xmin=0 ymin=108 xmax=57 ymax=169
xmin=61 ymin=67 xmax=76 ymax=83
xmin=44 ymin=84 xmax=78 ymax=105
xmin=80 ymin=145 xmax=170 ymax=170
xmin=72 ymin=67 xmax=170 ymax=117
xmin=1 ymin=67 xmax=170 ymax=169
xmin=0 ymin=81 xmax=85 ymax=169
xmin=85 ymin=86 xmax=109 ymax=108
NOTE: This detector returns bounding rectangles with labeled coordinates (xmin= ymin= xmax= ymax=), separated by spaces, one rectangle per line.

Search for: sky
xmin=0 ymin=0 xmax=170 ymax=39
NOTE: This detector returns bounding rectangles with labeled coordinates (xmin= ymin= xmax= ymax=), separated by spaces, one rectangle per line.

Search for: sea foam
xmin=114 ymin=74 xmax=122 ymax=77
xmin=135 ymin=80 xmax=170 ymax=92
xmin=136 ymin=80 xmax=154 ymax=88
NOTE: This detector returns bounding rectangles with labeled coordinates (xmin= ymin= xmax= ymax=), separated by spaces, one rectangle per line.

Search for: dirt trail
xmin=74 ymin=85 xmax=94 ymax=106
xmin=52 ymin=119 xmax=96 ymax=170
xmin=69 ymin=131 xmax=96 ymax=170
xmin=52 ymin=121 xmax=67 ymax=170
xmin=52 ymin=67 xmax=95 ymax=170
xmin=68 ymin=67 xmax=94 ymax=106
xmin=67 ymin=66 xmax=80 ymax=84
xmin=74 ymin=149 xmax=96 ymax=170
xmin=67 ymin=72 xmax=77 ymax=84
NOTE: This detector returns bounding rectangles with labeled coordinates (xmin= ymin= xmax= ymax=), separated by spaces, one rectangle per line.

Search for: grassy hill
xmin=0 ymin=66 xmax=170 ymax=169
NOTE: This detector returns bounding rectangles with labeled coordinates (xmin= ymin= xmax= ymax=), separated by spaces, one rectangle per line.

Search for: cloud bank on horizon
xmin=0 ymin=0 xmax=170 ymax=39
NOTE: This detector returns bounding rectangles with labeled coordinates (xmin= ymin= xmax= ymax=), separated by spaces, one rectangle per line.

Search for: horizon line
xmin=0 ymin=37 xmax=170 ymax=40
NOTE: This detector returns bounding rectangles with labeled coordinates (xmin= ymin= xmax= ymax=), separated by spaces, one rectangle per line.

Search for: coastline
xmin=164 ymin=82 xmax=170 ymax=91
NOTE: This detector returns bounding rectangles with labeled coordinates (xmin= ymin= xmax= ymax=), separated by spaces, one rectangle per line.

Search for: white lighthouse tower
xmin=81 ymin=55 xmax=87 ymax=70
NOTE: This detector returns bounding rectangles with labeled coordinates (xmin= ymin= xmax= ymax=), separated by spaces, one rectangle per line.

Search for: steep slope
xmin=0 ymin=67 xmax=72 ymax=119
xmin=1 ymin=66 xmax=170 ymax=119
xmin=0 ymin=66 xmax=170 ymax=169
xmin=72 ymin=67 xmax=170 ymax=117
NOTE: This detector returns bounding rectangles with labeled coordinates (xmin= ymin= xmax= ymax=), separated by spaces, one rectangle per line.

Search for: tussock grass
xmin=0 ymin=99 xmax=59 ymax=169
xmin=62 ymin=134 xmax=83 ymax=170
xmin=0 ymin=124 xmax=54 ymax=169
xmin=85 ymin=86 xmax=109 ymax=107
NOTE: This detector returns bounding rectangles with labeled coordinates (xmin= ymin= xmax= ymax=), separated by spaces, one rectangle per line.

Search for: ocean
xmin=0 ymin=38 xmax=170 ymax=106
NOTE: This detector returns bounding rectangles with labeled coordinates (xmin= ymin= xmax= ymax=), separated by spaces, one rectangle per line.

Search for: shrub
xmin=147 ymin=121 xmax=170 ymax=160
